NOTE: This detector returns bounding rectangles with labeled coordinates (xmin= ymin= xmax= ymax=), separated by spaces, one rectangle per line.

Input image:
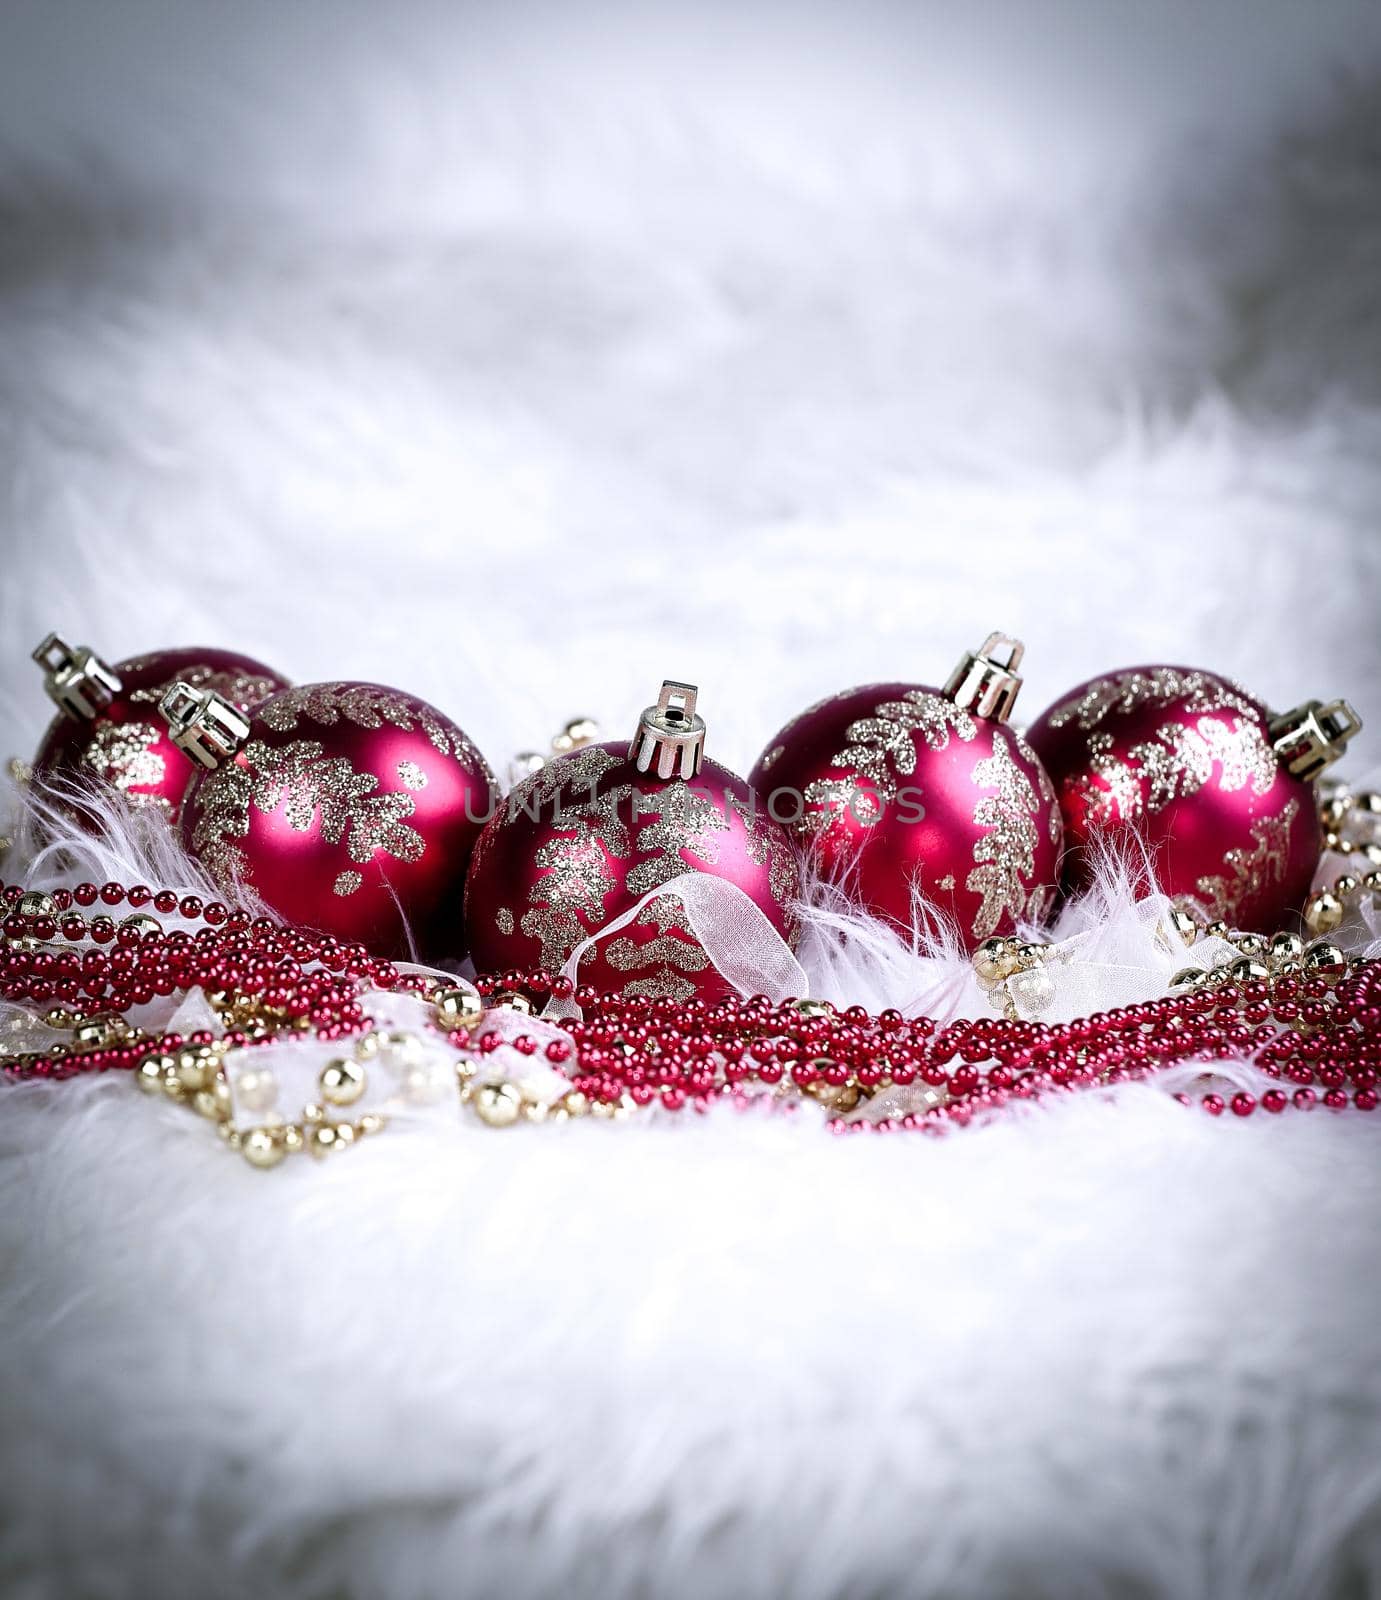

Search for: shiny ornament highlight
xmin=1025 ymin=665 xmax=1361 ymax=931
xmin=464 ymin=681 xmax=800 ymax=1002
xmin=30 ymin=634 xmax=288 ymax=825
xmin=165 ymin=680 xmax=497 ymax=960
xmin=748 ymin=634 xmax=1062 ymax=950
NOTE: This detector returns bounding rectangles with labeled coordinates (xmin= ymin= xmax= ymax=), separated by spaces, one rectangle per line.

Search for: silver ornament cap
xmin=32 ymin=634 xmax=122 ymax=722
xmin=944 ymin=632 xmax=1024 ymax=723
xmin=1268 ymin=698 xmax=1362 ymax=782
xmin=158 ymin=682 xmax=251 ymax=770
xmin=631 ymin=680 xmax=705 ymax=781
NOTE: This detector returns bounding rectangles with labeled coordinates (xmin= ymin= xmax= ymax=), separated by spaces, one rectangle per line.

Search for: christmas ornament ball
xmin=1024 ymin=665 xmax=1362 ymax=931
xmin=748 ymin=635 xmax=1062 ymax=950
xmin=164 ymin=679 xmax=497 ymax=960
xmin=464 ymin=681 xmax=800 ymax=1002
xmin=30 ymin=634 xmax=289 ymax=825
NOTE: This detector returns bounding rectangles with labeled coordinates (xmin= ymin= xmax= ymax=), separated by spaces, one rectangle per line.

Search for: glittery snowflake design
xmin=965 ymin=741 xmax=1043 ymax=940
xmin=515 ymin=748 xmax=631 ymax=969
xmin=605 ymin=898 xmax=709 ymax=1003
xmin=190 ymin=738 xmax=425 ymax=891
xmin=803 ymin=690 xmax=978 ymax=830
xmin=259 ymin=683 xmax=491 ymax=775
xmin=83 ymin=720 xmax=170 ymax=812
xmin=626 ymin=782 xmax=732 ymax=896
xmin=1194 ymin=800 xmax=1299 ymax=921
xmin=1015 ymin=732 xmax=1065 ymax=847
xmin=1073 ymin=718 xmax=1277 ymax=827
xmin=1044 ymin=668 xmax=1258 ymax=733
xmin=129 ymin=663 xmax=280 ymax=712
xmin=731 ymin=797 xmax=800 ymax=908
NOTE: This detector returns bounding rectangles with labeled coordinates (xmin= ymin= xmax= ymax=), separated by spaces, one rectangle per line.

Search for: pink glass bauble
xmin=464 ymin=682 xmax=800 ymax=1001
xmin=168 ymin=680 xmax=497 ymax=960
xmin=748 ymin=635 xmax=1062 ymax=951
xmin=31 ymin=635 xmax=289 ymax=826
xmin=1025 ymin=665 xmax=1361 ymax=931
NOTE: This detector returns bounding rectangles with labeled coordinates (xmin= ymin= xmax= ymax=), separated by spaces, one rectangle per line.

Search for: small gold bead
xmin=136 ymin=1054 xmax=169 ymax=1094
xmin=120 ymin=913 xmax=161 ymax=938
xmin=176 ymin=1046 xmax=215 ymax=1092
xmin=16 ymin=890 xmax=56 ymax=919
xmin=1228 ymin=956 xmax=1271 ymax=983
xmin=552 ymin=716 xmax=600 ymax=754
xmin=1203 ymin=921 xmax=1229 ymax=942
xmin=1304 ymin=890 xmax=1345 ymax=935
xmin=1359 ymin=843 xmax=1381 ymax=868
xmin=793 ymin=998 xmax=835 ymax=1018
xmin=1364 ymin=871 xmax=1381 ymax=894
xmin=281 ymin=1125 xmax=306 ymax=1155
xmin=1359 ymin=790 xmax=1381 ymax=815
xmin=561 ymin=1090 xmax=590 ymax=1118
xmin=434 ymin=987 xmax=484 ymax=1031
xmin=357 ymin=1113 xmax=387 ymax=1137
xmin=242 ymin=1128 xmax=286 ymax=1169
xmin=1302 ymin=941 xmax=1348 ymax=983
xmin=1234 ymin=933 xmax=1268 ymax=958
xmin=73 ymin=1013 xmax=125 ymax=1048
xmin=1169 ymin=906 xmax=1200 ymax=944
xmin=318 ymin=1057 xmax=367 ymax=1107
xmin=474 ymin=1081 xmax=525 ymax=1127
xmin=1320 ymin=794 xmax=1351 ymax=828
xmin=490 ymin=990 xmax=534 ymax=1016
xmin=43 ymin=1007 xmax=74 ymax=1030
xmin=308 ymin=1121 xmax=354 ymax=1157
xmin=973 ymin=937 xmax=1020 ymax=984
xmin=1169 ymin=968 xmax=1204 ymax=990
xmin=193 ymin=1087 xmax=223 ymax=1121
xmin=1269 ymin=932 xmax=1305 ymax=963
xmin=1333 ymin=874 xmax=1359 ymax=899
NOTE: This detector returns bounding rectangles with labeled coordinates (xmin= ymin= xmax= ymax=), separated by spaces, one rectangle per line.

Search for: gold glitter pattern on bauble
xmin=495 ymin=907 xmax=515 ymax=936
xmin=966 ymin=741 xmax=1044 ymax=940
xmin=259 ymin=683 xmax=491 ymax=776
xmin=83 ymin=720 xmax=170 ymax=812
xmin=626 ymin=782 xmax=732 ymax=896
xmin=513 ymin=748 xmax=628 ymax=969
xmin=397 ymin=761 xmax=428 ymax=791
xmin=727 ymin=794 xmax=798 ymax=908
xmin=804 ymin=689 xmax=978 ymax=830
xmin=1194 ymin=800 xmax=1299 ymax=921
xmin=607 ymin=899 xmax=708 ymax=1002
xmin=1045 ymin=668 xmax=1257 ymax=732
xmin=1073 ymin=718 xmax=1277 ymax=827
xmin=1016 ymin=731 xmax=1064 ymax=847
xmin=129 ymin=663 xmax=280 ymax=712
xmin=190 ymin=738 xmax=426 ymax=888
xmin=334 ymin=871 xmax=363 ymax=897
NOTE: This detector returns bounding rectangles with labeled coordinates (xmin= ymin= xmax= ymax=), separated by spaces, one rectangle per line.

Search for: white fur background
xmin=3 ymin=3 xmax=1381 ymax=1596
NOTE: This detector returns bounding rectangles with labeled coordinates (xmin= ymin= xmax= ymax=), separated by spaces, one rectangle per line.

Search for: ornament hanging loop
xmin=944 ymin=632 xmax=1025 ymax=723
xmin=631 ymin=680 xmax=706 ymax=781
xmin=1268 ymin=698 xmax=1363 ymax=782
xmin=31 ymin=634 xmax=122 ymax=722
xmin=159 ymin=682 xmax=251 ymax=770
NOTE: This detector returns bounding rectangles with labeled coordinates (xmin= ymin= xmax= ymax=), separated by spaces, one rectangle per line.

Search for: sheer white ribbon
xmin=543 ymin=873 xmax=809 ymax=1020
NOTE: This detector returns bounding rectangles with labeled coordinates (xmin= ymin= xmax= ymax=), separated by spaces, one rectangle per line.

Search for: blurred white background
xmin=2 ymin=0 xmax=1379 ymax=774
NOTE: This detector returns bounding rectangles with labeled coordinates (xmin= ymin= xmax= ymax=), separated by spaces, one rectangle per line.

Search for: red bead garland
xmin=2 ymin=879 xmax=1379 ymax=1134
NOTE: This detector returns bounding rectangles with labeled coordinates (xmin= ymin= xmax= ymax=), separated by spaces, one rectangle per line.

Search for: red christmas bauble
xmin=464 ymin=682 xmax=800 ymax=1001
xmin=31 ymin=635 xmax=288 ymax=825
xmin=1025 ymin=665 xmax=1361 ymax=931
xmin=748 ymin=636 xmax=1062 ymax=951
xmin=168 ymin=680 xmax=497 ymax=960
